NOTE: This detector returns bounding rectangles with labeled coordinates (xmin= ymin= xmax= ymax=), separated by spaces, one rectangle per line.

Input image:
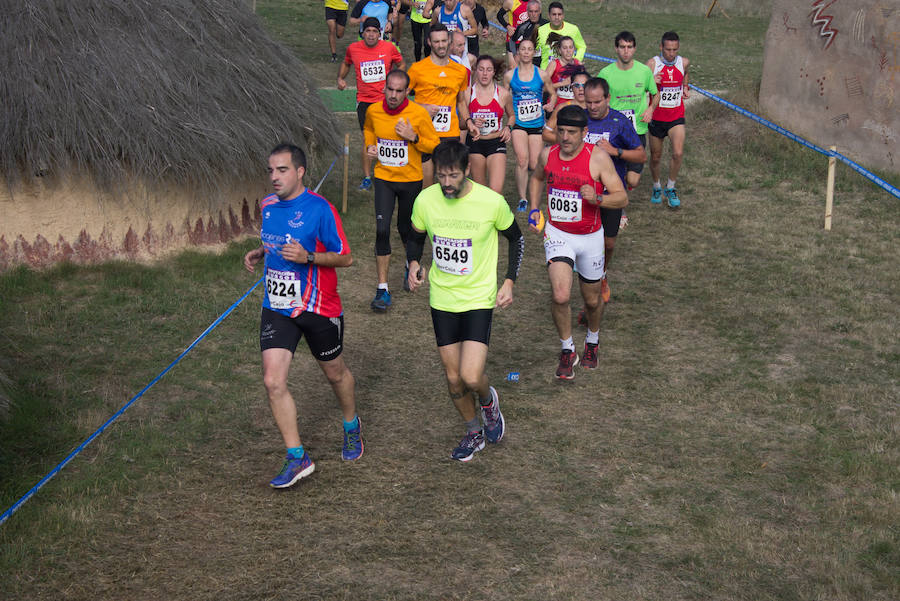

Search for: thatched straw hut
xmin=0 ymin=0 xmax=341 ymax=269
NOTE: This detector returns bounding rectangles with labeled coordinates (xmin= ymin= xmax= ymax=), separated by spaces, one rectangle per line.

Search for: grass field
xmin=1 ymin=1 xmax=898 ymax=600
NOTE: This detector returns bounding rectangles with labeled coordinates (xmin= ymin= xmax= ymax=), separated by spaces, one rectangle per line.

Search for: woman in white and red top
xmin=464 ymin=55 xmax=513 ymax=194
xmin=545 ymin=35 xmax=580 ymax=110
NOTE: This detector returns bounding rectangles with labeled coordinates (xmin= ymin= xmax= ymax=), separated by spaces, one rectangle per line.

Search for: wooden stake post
xmin=824 ymin=145 xmax=836 ymax=230
xmin=705 ymin=0 xmax=729 ymax=19
xmin=342 ymin=133 xmax=350 ymax=214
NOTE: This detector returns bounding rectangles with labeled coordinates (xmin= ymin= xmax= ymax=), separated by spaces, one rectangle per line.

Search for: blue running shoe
xmin=342 ymin=420 xmax=364 ymax=461
xmin=481 ymin=386 xmax=506 ymax=444
xmin=358 ymin=176 xmax=372 ymax=191
xmin=451 ymin=430 xmax=485 ymax=462
xmin=650 ymin=187 xmax=663 ymax=204
xmin=370 ymin=288 xmax=392 ymax=312
xmin=665 ymin=187 xmax=681 ymax=208
xmin=269 ymin=453 xmax=315 ymax=488
xmin=516 ymin=198 xmax=528 ymax=212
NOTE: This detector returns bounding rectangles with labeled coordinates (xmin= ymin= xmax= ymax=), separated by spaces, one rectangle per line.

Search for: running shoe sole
xmin=270 ymin=460 xmax=315 ymax=489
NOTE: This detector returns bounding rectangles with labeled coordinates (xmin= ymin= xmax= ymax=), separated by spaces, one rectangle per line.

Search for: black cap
xmin=362 ymin=17 xmax=381 ymax=31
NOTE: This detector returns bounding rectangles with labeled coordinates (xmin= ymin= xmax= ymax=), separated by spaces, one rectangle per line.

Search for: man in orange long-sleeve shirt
xmin=364 ymin=69 xmax=441 ymax=312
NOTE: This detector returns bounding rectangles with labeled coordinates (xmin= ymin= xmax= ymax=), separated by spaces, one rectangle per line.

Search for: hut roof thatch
xmin=1 ymin=0 xmax=341 ymax=192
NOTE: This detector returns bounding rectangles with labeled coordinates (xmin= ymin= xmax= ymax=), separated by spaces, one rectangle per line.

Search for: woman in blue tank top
xmin=503 ymin=37 xmax=555 ymax=208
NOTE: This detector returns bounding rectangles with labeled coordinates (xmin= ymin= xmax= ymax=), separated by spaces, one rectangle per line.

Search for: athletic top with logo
xmin=364 ymin=98 xmax=441 ymax=182
xmin=543 ymin=143 xmax=604 ymax=235
xmin=325 ymin=0 xmax=349 ymax=10
xmin=260 ymin=189 xmax=350 ymax=318
xmin=411 ymin=182 xmax=515 ymax=312
xmin=436 ymin=1 xmax=467 ymax=32
xmin=407 ymin=56 xmax=469 ymax=137
xmin=510 ymin=66 xmax=545 ymax=128
xmin=505 ymin=0 xmax=529 ymax=42
xmin=350 ymin=0 xmax=393 ymax=37
xmin=585 ymin=108 xmax=642 ymax=185
xmin=598 ymin=61 xmax=657 ymax=136
xmin=650 ymin=55 xmax=686 ymax=123
xmin=550 ymin=58 xmax=581 ymax=107
xmin=468 ymin=83 xmax=504 ymax=136
xmin=410 ymin=0 xmax=430 ymax=23
xmin=344 ymin=39 xmax=403 ymax=103
xmin=536 ymin=22 xmax=586 ymax=70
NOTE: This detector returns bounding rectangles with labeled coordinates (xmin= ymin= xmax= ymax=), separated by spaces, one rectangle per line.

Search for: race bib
xmin=359 ymin=59 xmax=386 ymax=84
xmin=473 ymin=109 xmax=500 ymax=135
xmin=432 ymin=105 xmax=452 ymax=132
xmin=557 ymin=84 xmax=573 ymax=100
xmin=620 ymin=108 xmax=637 ymax=130
xmin=583 ymin=131 xmax=610 ymax=145
xmin=377 ymin=138 xmax=408 ymax=167
xmin=516 ymin=97 xmax=541 ymax=122
xmin=432 ymin=235 xmax=473 ymax=275
xmin=547 ymin=188 xmax=582 ymax=223
xmin=659 ymin=86 xmax=682 ymax=108
xmin=266 ymin=269 xmax=301 ymax=310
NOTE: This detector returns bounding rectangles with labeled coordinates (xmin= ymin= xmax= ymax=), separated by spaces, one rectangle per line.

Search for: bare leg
xmin=262 ymin=348 xmax=302 ymax=448
xmin=667 ymin=124 xmax=686 ymax=183
xmin=548 ymin=260 xmax=574 ymax=341
xmin=486 ymin=151 xmax=507 ymax=194
xmin=511 ymin=128 xmax=529 ymax=200
xmin=318 ymin=355 xmax=356 ymax=422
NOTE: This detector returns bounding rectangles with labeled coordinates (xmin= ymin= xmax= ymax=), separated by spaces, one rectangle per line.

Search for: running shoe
xmin=358 ymin=176 xmax=373 ymax=191
xmin=577 ymin=309 xmax=588 ymax=327
xmin=650 ymin=187 xmax=663 ymax=204
xmin=601 ymin=277 xmax=611 ymax=304
xmin=555 ymin=349 xmax=579 ymax=380
xmin=451 ymin=430 xmax=485 ymax=462
xmin=481 ymin=386 xmax=505 ymax=444
xmin=582 ymin=342 xmax=599 ymax=369
xmin=665 ymin=187 xmax=681 ymax=209
xmin=619 ymin=211 xmax=629 ymax=229
xmin=370 ymin=288 xmax=392 ymax=312
xmin=342 ymin=420 xmax=364 ymax=461
xmin=269 ymin=452 xmax=315 ymax=489
xmin=516 ymin=198 xmax=528 ymax=212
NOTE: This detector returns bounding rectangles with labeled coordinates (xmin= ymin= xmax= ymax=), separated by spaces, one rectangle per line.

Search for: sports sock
xmin=667 ymin=179 xmax=676 ymax=189
xmin=653 ymin=181 xmax=662 ymax=190
xmin=287 ymin=445 xmax=305 ymax=459
xmin=561 ymin=337 xmax=575 ymax=352
xmin=585 ymin=329 xmax=600 ymax=345
xmin=377 ymin=282 xmax=389 ymax=291
xmin=343 ymin=415 xmax=360 ymax=432
xmin=465 ymin=416 xmax=481 ymax=434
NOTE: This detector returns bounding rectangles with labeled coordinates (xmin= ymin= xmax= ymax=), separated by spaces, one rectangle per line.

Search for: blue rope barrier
xmin=0 ymin=160 xmax=340 ymax=527
xmin=488 ymin=21 xmax=899 ymax=199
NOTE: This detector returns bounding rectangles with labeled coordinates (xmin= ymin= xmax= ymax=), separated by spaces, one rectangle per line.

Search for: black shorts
xmin=422 ymin=135 xmax=460 ymax=163
xmin=398 ymin=2 xmax=409 ymax=14
xmin=626 ymin=133 xmax=647 ymax=174
xmin=466 ymin=135 xmax=507 ymax=156
xmin=431 ymin=308 xmax=493 ymax=347
xmin=357 ymin=101 xmax=373 ymax=130
xmin=649 ymin=118 xmax=686 ymax=139
xmin=325 ymin=7 xmax=348 ymax=26
xmin=513 ymin=124 xmax=543 ymax=135
xmin=600 ymin=207 xmax=622 ymax=238
xmin=260 ymin=308 xmax=344 ymax=361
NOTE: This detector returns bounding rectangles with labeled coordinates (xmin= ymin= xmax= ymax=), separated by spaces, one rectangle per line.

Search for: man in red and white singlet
xmin=647 ymin=30 xmax=690 ymax=208
xmin=527 ymin=105 xmax=628 ymax=380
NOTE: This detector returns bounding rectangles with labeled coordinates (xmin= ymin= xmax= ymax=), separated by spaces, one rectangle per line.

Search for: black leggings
xmin=374 ymin=178 xmax=422 ymax=256
xmin=411 ymin=21 xmax=430 ymax=61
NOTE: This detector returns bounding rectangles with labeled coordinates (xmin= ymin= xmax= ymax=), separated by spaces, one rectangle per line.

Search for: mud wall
xmin=760 ymin=1 xmax=899 ymax=173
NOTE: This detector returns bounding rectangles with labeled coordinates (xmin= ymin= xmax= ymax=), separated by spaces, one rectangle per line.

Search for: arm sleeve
xmin=351 ymin=0 xmax=366 ymax=19
xmin=496 ymin=7 xmax=508 ymax=27
xmin=405 ymin=229 xmax=427 ymax=264
xmin=475 ymin=6 xmax=488 ymax=28
xmin=573 ymin=28 xmax=586 ymax=62
xmin=499 ymin=220 xmax=524 ymax=282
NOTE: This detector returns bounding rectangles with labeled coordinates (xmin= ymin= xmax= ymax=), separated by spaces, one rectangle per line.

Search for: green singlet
xmin=411 ymin=181 xmax=515 ymax=312
xmin=598 ymin=61 xmax=658 ymax=136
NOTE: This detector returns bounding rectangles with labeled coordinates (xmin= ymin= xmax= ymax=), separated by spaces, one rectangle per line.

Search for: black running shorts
xmin=431 ymin=308 xmax=493 ymax=347
xmin=260 ymin=308 xmax=344 ymax=361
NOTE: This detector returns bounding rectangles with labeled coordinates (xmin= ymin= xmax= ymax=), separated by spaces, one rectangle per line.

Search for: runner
xmin=338 ymin=17 xmax=405 ymax=192
xmin=407 ymin=23 xmax=477 ymax=187
xmin=363 ymin=69 xmax=441 ymax=312
xmin=503 ymin=35 xmax=556 ymax=210
xmin=324 ymin=0 xmax=349 ymax=63
xmin=462 ymin=0 xmax=490 ymax=57
xmin=583 ymin=76 xmax=644 ymax=304
xmin=527 ymin=105 xmax=628 ymax=379
xmin=544 ymin=34 xmax=581 ymax=109
xmin=542 ymin=64 xmax=588 ymax=144
xmin=408 ymin=0 xmax=432 ymax=61
xmin=429 ymin=0 xmax=476 ymax=37
xmin=506 ymin=0 xmax=546 ymax=68
xmin=405 ymin=140 xmax=524 ymax=461
xmin=349 ymin=0 xmax=397 ymax=40
xmin=450 ymin=29 xmax=476 ymax=72
xmin=465 ymin=55 xmax=513 ymax=193
xmin=242 ymin=143 xmax=362 ymax=488
xmin=393 ymin=0 xmax=410 ymax=42
xmin=497 ymin=0 xmax=532 ymax=68
xmin=535 ymin=2 xmax=585 ymax=71
xmin=647 ymin=31 xmax=690 ymax=208
xmin=598 ymin=31 xmax=657 ymax=189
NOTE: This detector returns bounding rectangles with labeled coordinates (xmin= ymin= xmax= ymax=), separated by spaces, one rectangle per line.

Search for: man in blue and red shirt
xmin=243 ymin=143 xmax=363 ymax=489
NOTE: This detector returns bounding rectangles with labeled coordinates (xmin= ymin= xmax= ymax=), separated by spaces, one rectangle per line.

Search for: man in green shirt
xmin=406 ymin=140 xmax=524 ymax=462
xmin=598 ymin=31 xmax=658 ymax=189
xmin=536 ymin=2 xmax=586 ymax=70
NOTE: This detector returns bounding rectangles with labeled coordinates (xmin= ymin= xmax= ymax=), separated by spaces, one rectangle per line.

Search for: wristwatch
xmin=307 ymin=252 xmax=315 ymax=265
xmin=617 ymin=147 xmax=623 ymax=158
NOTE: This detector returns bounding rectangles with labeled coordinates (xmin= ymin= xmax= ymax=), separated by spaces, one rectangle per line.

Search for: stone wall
xmin=760 ymin=1 xmax=898 ymax=173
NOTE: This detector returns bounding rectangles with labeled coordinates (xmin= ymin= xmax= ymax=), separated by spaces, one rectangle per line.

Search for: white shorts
xmin=542 ymin=222 xmax=606 ymax=282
